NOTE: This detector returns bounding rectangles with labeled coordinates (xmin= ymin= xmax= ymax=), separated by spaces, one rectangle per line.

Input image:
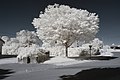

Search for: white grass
xmin=0 ymin=58 xmax=17 ymax=65
xmin=44 ymin=56 xmax=91 ymax=66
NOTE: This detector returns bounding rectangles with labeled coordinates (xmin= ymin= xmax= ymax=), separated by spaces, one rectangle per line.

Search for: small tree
xmin=16 ymin=30 xmax=43 ymax=47
xmin=91 ymin=38 xmax=103 ymax=49
xmin=32 ymin=4 xmax=99 ymax=57
xmin=2 ymin=30 xmax=43 ymax=55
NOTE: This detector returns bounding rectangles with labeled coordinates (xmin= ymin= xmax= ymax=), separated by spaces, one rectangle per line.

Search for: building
xmin=0 ymin=38 xmax=5 ymax=55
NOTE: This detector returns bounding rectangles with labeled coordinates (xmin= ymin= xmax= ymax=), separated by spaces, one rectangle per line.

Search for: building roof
xmin=0 ymin=38 xmax=5 ymax=43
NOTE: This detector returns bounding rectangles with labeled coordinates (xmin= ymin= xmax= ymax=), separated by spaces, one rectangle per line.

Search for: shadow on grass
xmin=60 ymin=67 xmax=120 ymax=80
xmin=69 ymin=56 xmax=118 ymax=60
xmin=0 ymin=55 xmax=17 ymax=59
xmin=0 ymin=69 xmax=15 ymax=80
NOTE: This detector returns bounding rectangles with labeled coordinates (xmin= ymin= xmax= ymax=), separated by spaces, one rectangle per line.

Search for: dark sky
xmin=0 ymin=0 xmax=120 ymax=45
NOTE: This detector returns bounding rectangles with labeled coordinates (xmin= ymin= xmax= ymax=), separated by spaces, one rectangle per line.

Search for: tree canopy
xmin=32 ymin=4 xmax=99 ymax=57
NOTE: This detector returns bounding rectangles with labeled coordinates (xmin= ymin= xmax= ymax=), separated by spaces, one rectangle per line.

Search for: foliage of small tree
xmin=2 ymin=30 xmax=42 ymax=55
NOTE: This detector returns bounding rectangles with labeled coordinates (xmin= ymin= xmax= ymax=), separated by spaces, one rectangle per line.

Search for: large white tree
xmin=32 ymin=4 xmax=99 ymax=57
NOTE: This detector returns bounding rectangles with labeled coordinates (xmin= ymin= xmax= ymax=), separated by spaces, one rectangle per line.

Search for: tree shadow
xmin=69 ymin=56 xmax=118 ymax=60
xmin=0 ymin=69 xmax=15 ymax=80
xmin=0 ymin=55 xmax=17 ymax=59
xmin=60 ymin=67 xmax=120 ymax=80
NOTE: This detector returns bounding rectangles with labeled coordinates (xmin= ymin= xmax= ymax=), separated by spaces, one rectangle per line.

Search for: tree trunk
xmin=65 ymin=45 xmax=68 ymax=57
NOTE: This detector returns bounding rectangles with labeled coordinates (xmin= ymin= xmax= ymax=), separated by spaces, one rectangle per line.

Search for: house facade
xmin=0 ymin=38 xmax=5 ymax=55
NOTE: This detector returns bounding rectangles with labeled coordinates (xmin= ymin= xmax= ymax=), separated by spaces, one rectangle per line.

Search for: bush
xmin=79 ymin=49 xmax=89 ymax=57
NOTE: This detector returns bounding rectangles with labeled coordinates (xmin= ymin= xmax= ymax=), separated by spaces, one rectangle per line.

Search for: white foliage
xmin=1 ymin=36 xmax=10 ymax=42
xmin=46 ymin=46 xmax=82 ymax=57
xmin=91 ymin=38 xmax=103 ymax=49
xmin=32 ymin=4 xmax=99 ymax=48
xmin=2 ymin=30 xmax=43 ymax=55
xmin=81 ymin=38 xmax=104 ymax=55
xmin=2 ymin=38 xmax=19 ymax=55
xmin=82 ymin=38 xmax=103 ymax=49
xmin=17 ymin=44 xmax=47 ymax=59
xmin=46 ymin=46 xmax=65 ymax=56
xmin=81 ymin=43 xmax=90 ymax=49
xmin=100 ymin=49 xmax=113 ymax=56
xmin=16 ymin=30 xmax=43 ymax=46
